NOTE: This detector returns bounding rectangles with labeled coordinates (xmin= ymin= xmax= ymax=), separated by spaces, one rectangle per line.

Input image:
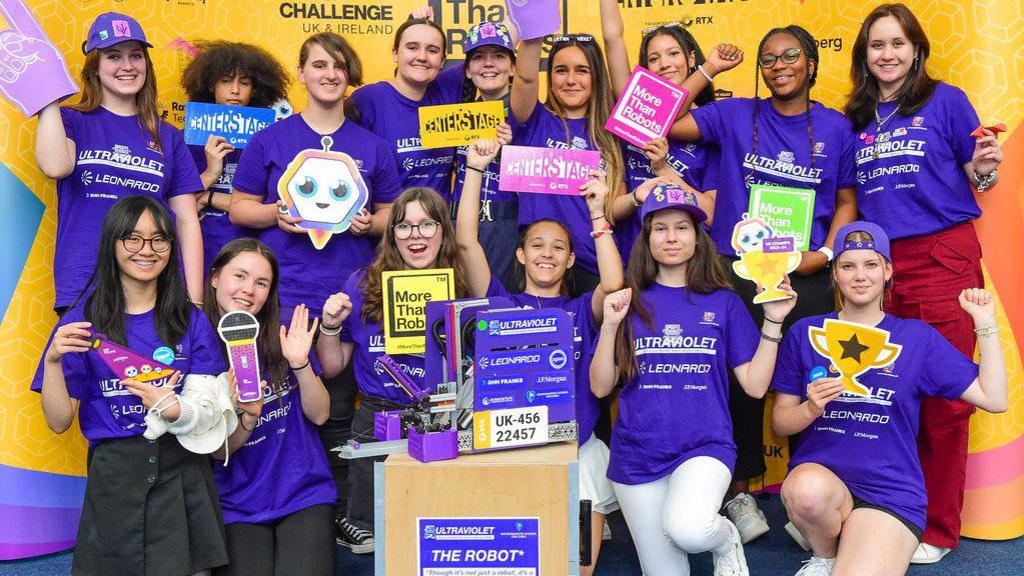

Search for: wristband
xmin=590 ymin=221 xmax=614 ymax=239
xmin=974 ymin=169 xmax=997 ymax=192
xmin=290 ymin=360 xmax=311 ymax=372
xmin=629 ymin=189 xmax=641 ymax=208
xmin=764 ymin=316 xmax=783 ymax=325
xmin=239 ymin=416 xmax=255 ymax=432
xmin=760 ymin=332 xmax=783 ymax=343
xmin=591 ymin=214 xmax=607 ymax=222
xmin=697 ymin=64 xmax=714 ymax=83
xmin=320 ymin=322 xmax=342 ymax=336
xmin=466 ymin=165 xmax=486 ymax=175
xmin=973 ymin=324 xmax=999 ymax=337
xmin=817 ymin=246 xmax=834 ymax=262
xmin=206 ymin=189 xmax=215 ymax=210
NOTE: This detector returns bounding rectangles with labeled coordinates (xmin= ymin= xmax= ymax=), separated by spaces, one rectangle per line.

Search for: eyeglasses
xmin=121 ymin=234 xmax=171 ymax=253
xmin=393 ymin=220 xmax=440 ymax=240
xmin=550 ymin=34 xmax=595 ymax=46
xmin=759 ymin=47 xmax=802 ymax=68
xmin=641 ymin=20 xmax=693 ymax=38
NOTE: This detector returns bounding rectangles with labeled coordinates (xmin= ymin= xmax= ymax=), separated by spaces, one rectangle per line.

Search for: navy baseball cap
xmin=83 ymin=13 xmax=152 ymax=54
xmin=463 ymin=21 xmax=514 ymax=56
xmin=640 ymin=183 xmax=707 ymax=223
xmin=833 ymin=221 xmax=891 ymax=262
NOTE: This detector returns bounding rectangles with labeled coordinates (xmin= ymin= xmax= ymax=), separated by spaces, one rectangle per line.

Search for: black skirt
xmin=73 ymin=434 xmax=228 ymax=576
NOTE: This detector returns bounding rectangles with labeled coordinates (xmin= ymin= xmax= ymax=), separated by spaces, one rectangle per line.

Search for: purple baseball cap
xmin=640 ymin=183 xmax=707 ymax=223
xmin=833 ymin=221 xmax=892 ymax=262
xmin=83 ymin=12 xmax=152 ymax=54
xmin=463 ymin=21 xmax=514 ymax=56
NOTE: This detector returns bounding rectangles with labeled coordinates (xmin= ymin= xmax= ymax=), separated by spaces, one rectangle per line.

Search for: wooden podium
xmin=374 ymin=441 xmax=580 ymax=575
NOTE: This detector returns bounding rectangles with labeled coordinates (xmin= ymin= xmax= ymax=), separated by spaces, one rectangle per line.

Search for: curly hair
xmin=180 ymin=41 xmax=290 ymax=108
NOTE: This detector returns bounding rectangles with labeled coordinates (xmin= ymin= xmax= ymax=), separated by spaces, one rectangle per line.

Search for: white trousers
xmin=613 ymin=456 xmax=733 ymax=576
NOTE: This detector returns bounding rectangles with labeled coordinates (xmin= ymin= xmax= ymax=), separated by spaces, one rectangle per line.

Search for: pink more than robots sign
xmin=605 ymin=66 xmax=689 ymax=148
xmin=498 ymin=145 xmax=602 ymax=195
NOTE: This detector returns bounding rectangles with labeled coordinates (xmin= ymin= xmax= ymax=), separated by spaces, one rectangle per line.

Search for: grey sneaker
xmin=794 ymin=555 xmax=835 ymax=576
xmin=724 ymin=493 xmax=770 ymax=543
xmin=336 ymin=517 xmax=374 ymax=554
xmin=712 ymin=519 xmax=750 ymax=576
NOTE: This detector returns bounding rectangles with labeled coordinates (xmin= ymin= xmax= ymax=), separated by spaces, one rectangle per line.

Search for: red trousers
xmin=887 ymin=221 xmax=983 ymax=549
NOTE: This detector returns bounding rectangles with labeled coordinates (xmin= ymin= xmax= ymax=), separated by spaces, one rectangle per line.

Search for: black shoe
xmin=336 ymin=517 xmax=374 ymax=554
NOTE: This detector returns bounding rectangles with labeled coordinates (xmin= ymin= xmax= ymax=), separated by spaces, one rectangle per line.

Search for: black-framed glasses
xmin=550 ymin=34 xmax=595 ymax=46
xmin=759 ymin=47 xmax=802 ymax=68
xmin=121 ymin=234 xmax=171 ymax=253
xmin=641 ymin=20 xmax=693 ymax=38
xmin=393 ymin=220 xmax=440 ymax=240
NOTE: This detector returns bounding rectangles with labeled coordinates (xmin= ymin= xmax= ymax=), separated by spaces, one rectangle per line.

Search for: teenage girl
xmin=180 ymin=41 xmax=290 ymax=272
xmin=202 ymin=238 xmax=335 ymax=575
xmin=457 ymin=139 xmax=625 ymax=575
xmin=844 ymin=4 xmax=1003 ymax=562
xmin=35 ymin=12 xmax=206 ymax=310
xmin=771 ymin=221 xmax=1006 ymax=576
xmin=34 ymin=195 xmax=227 ymax=575
xmin=350 ymin=14 xmax=463 ymax=197
xmin=317 ymin=187 xmax=470 ymax=552
xmin=590 ymin=187 xmax=796 ymax=576
xmin=509 ymin=32 xmax=625 ymax=295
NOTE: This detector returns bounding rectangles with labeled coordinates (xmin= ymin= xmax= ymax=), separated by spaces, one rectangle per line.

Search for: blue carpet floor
xmin=4 ymin=494 xmax=1021 ymax=575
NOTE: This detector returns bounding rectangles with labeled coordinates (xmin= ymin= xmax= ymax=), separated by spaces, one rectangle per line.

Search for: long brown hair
xmin=203 ymin=238 xmax=290 ymax=394
xmin=613 ymin=211 xmax=732 ymax=383
xmin=844 ymin=3 xmax=938 ymax=130
xmin=392 ymin=18 xmax=447 ymax=78
xmin=299 ymin=32 xmax=364 ymax=122
xmin=545 ymin=38 xmax=624 ymax=218
xmin=69 ymin=44 xmax=163 ymax=152
xmin=360 ymin=188 xmax=468 ymax=324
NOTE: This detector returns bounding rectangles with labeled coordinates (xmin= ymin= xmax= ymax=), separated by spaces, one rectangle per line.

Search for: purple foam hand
xmin=505 ymin=0 xmax=560 ymax=41
xmin=0 ymin=0 xmax=78 ymax=116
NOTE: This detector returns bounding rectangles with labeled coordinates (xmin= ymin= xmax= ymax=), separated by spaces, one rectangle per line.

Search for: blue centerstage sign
xmin=418 ymin=517 xmax=540 ymax=576
xmin=183 ymin=102 xmax=276 ymax=148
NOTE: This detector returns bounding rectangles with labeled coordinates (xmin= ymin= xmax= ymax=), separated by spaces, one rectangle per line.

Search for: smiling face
xmin=394 ymin=24 xmax=444 ymax=87
xmin=549 ymin=45 xmax=593 ymax=115
xmin=97 ymin=42 xmax=146 ymax=102
xmin=116 ymin=209 xmax=170 ymax=285
xmin=213 ymin=73 xmax=253 ymax=107
xmin=466 ymin=45 xmax=514 ymax=98
xmin=516 ymin=221 xmax=575 ymax=292
xmin=285 ymin=156 xmax=362 ymax=225
xmin=866 ymin=15 xmax=916 ymax=96
xmin=211 ymin=250 xmax=273 ymax=316
xmin=298 ymin=43 xmax=348 ymax=106
xmin=648 ymin=209 xmax=697 ymax=270
xmin=834 ymin=249 xmax=892 ymax=308
xmin=644 ymin=33 xmax=694 ymax=87
xmin=731 ymin=218 xmax=774 ymax=254
xmin=395 ymin=200 xmax=443 ymax=269
xmin=759 ymin=32 xmax=814 ymax=101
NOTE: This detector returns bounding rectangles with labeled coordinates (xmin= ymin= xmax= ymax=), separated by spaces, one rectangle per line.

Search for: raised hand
xmin=0 ymin=0 xmax=78 ymax=116
xmin=959 ymin=288 xmax=997 ymax=325
xmin=702 ymin=43 xmax=743 ymax=77
xmin=760 ymin=277 xmax=797 ymax=322
xmin=643 ymin=137 xmax=669 ymax=172
xmin=467 ymin=138 xmax=501 ymax=170
xmin=280 ymin=304 xmax=318 ymax=368
xmin=579 ymin=171 xmax=609 ymax=218
xmin=602 ymin=288 xmax=632 ymax=326
xmin=44 ymin=321 xmax=93 ymax=364
xmin=971 ymin=130 xmax=1002 ymax=179
xmin=322 ymin=291 xmax=353 ymax=329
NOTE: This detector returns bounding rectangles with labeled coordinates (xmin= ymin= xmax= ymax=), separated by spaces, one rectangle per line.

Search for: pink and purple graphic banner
xmin=498 ymin=145 xmax=601 ymax=195
xmin=605 ymin=66 xmax=688 ymax=148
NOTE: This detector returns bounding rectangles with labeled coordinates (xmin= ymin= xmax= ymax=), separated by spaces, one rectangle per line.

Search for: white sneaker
xmin=785 ymin=521 xmax=811 ymax=551
xmin=910 ymin=542 xmax=951 ymax=564
xmin=602 ymin=519 xmax=612 ymax=541
xmin=794 ymin=555 xmax=836 ymax=576
xmin=724 ymin=493 xmax=770 ymax=543
xmin=713 ymin=519 xmax=750 ymax=576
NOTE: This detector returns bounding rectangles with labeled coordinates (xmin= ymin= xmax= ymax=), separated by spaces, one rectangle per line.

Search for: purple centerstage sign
xmin=0 ymin=0 xmax=78 ymax=116
xmin=605 ymin=66 xmax=688 ymax=148
xmin=418 ymin=517 xmax=540 ymax=576
xmin=499 ymin=145 xmax=601 ymax=195
xmin=505 ymin=0 xmax=559 ymax=41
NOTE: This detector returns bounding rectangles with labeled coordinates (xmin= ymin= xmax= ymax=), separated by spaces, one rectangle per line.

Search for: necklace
xmin=872 ymin=103 xmax=900 ymax=160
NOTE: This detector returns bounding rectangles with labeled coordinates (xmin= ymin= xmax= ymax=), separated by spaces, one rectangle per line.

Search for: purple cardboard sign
xmin=605 ymin=66 xmax=688 ymax=148
xmin=498 ymin=145 xmax=600 ymax=195
xmin=0 ymin=0 xmax=79 ymax=116
xmin=762 ymin=236 xmax=796 ymax=253
xmin=88 ymin=332 xmax=178 ymax=384
xmin=505 ymin=0 xmax=560 ymax=41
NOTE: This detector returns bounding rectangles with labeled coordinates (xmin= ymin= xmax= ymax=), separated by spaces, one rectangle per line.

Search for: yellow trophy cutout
xmin=730 ymin=215 xmax=801 ymax=304
xmin=808 ymin=319 xmax=903 ymax=397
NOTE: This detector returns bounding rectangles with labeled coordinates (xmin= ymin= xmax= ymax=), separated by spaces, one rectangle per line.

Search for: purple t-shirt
xmin=231 ymin=115 xmax=402 ymax=318
xmin=187 ymin=145 xmax=256 ymax=273
xmin=53 ymin=107 xmax=203 ymax=308
xmin=853 ymin=83 xmax=981 ymax=239
xmin=512 ymin=101 xmax=605 ymax=274
xmin=607 ymin=285 xmax=758 ymax=485
xmin=619 ymin=139 xmax=714 ymax=262
xmin=31 ymin=305 xmax=225 ymax=444
xmin=350 ymin=68 xmax=463 ymax=198
xmin=340 ymin=270 xmax=428 ymax=405
xmin=692 ymin=98 xmax=856 ymax=256
xmin=214 ymin=351 xmax=336 ymax=525
xmin=488 ymin=278 xmax=600 ymax=445
xmin=772 ymin=312 xmax=978 ymax=531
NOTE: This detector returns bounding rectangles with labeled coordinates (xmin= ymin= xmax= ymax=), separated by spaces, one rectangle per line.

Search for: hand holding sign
xmin=0 ymin=0 xmax=78 ymax=116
